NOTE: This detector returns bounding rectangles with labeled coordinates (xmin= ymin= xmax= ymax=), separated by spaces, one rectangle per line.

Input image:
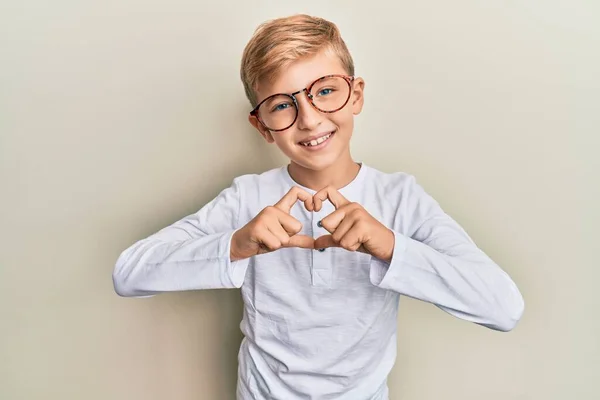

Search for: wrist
xmin=383 ymin=229 xmax=395 ymax=263
xmin=230 ymin=231 xmax=243 ymax=262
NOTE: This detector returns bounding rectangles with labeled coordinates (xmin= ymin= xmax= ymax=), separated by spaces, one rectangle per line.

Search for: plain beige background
xmin=1 ymin=1 xmax=598 ymax=399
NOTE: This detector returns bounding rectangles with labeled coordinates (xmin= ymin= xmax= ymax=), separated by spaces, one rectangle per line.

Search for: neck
xmin=287 ymin=154 xmax=360 ymax=191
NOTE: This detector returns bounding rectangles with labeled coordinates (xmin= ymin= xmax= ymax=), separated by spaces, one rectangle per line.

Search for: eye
xmin=271 ymin=103 xmax=291 ymax=112
xmin=317 ymin=88 xmax=334 ymax=96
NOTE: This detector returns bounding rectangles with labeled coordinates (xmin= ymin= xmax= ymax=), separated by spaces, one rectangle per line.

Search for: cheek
xmin=273 ymin=131 xmax=297 ymax=148
xmin=330 ymin=110 xmax=354 ymax=130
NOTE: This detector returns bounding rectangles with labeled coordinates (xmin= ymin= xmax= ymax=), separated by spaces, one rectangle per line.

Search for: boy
xmin=113 ymin=14 xmax=524 ymax=400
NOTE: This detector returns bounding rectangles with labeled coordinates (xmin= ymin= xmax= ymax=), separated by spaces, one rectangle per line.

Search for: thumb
xmin=286 ymin=234 xmax=315 ymax=249
xmin=313 ymin=234 xmax=338 ymax=250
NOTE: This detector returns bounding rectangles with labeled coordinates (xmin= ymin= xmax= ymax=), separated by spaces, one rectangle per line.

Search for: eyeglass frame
xmin=249 ymin=74 xmax=356 ymax=132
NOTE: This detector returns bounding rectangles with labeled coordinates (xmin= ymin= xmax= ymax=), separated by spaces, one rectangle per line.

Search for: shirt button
xmin=317 ymin=220 xmax=323 ymax=228
xmin=318 ymin=248 xmax=326 ymax=252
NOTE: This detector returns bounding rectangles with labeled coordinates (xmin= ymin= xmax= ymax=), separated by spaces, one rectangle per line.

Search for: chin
xmin=291 ymin=154 xmax=342 ymax=172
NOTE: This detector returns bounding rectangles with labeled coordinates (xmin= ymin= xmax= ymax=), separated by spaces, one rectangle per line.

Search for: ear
xmin=351 ymin=77 xmax=365 ymax=115
xmin=248 ymin=114 xmax=275 ymax=143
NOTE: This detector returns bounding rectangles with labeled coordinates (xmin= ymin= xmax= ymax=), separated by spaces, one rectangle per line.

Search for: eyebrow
xmin=261 ymin=77 xmax=319 ymax=99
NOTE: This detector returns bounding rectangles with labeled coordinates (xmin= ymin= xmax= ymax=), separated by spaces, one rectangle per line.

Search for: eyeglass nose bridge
xmin=290 ymin=88 xmax=315 ymax=107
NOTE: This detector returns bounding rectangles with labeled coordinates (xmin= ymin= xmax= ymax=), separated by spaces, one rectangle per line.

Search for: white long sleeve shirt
xmin=113 ymin=163 xmax=524 ymax=400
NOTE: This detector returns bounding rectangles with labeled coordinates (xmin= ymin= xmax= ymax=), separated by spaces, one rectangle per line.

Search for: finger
xmin=266 ymin=213 xmax=314 ymax=249
xmin=338 ymin=226 xmax=363 ymax=252
xmin=267 ymin=223 xmax=294 ymax=247
xmin=273 ymin=210 xmax=303 ymax=236
xmin=304 ymin=198 xmax=314 ymax=212
xmin=286 ymin=234 xmax=315 ymax=249
xmin=319 ymin=208 xmax=345 ymax=234
xmin=314 ymin=233 xmax=367 ymax=252
xmin=318 ymin=205 xmax=358 ymax=235
xmin=313 ymin=186 xmax=350 ymax=212
xmin=257 ymin=230 xmax=282 ymax=253
xmin=313 ymin=234 xmax=338 ymax=250
xmin=274 ymin=186 xmax=314 ymax=213
xmin=315 ymin=219 xmax=363 ymax=251
xmin=317 ymin=223 xmax=362 ymax=252
xmin=330 ymin=213 xmax=357 ymax=243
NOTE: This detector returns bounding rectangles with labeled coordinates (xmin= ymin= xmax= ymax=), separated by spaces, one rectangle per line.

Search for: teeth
xmin=301 ymin=133 xmax=332 ymax=147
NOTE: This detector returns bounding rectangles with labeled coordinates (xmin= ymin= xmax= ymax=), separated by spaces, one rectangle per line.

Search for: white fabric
xmin=113 ymin=163 xmax=524 ymax=399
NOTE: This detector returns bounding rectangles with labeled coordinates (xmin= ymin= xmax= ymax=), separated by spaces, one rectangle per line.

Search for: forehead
xmin=254 ymin=50 xmax=347 ymax=103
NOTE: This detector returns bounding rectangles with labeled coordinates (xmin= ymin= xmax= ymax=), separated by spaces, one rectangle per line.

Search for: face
xmin=249 ymin=50 xmax=365 ymax=172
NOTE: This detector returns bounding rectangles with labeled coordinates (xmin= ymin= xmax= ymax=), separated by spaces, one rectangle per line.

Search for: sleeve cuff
xmin=369 ymin=230 xmax=409 ymax=288
xmin=221 ymin=229 xmax=251 ymax=288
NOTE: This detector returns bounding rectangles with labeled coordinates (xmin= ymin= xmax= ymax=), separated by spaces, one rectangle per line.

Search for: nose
xmin=294 ymin=90 xmax=322 ymax=131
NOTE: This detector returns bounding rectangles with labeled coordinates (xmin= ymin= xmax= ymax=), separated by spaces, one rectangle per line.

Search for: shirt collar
xmin=281 ymin=162 xmax=368 ymax=197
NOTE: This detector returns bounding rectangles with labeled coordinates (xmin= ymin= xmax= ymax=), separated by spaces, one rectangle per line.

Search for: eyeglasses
xmin=250 ymin=74 xmax=355 ymax=132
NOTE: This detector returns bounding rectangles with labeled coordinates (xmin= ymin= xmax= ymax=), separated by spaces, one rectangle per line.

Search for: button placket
xmin=311 ymin=209 xmax=332 ymax=287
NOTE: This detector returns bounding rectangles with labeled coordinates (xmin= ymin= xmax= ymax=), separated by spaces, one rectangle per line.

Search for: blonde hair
xmin=240 ymin=14 xmax=355 ymax=107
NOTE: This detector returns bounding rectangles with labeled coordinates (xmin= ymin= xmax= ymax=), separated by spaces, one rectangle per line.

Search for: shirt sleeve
xmin=369 ymin=175 xmax=525 ymax=331
xmin=112 ymin=178 xmax=251 ymax=297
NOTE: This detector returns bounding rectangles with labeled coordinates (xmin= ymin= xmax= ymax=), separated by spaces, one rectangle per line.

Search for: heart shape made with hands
xmin=275 ymin=185 xmax=371 ymax=254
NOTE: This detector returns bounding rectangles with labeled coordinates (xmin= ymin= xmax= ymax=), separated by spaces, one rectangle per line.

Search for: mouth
xmin=298 ymin=130 xmax=335 ymax=150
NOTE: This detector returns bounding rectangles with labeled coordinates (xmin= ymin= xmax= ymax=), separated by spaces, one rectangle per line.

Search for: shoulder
xmin=363 ymin=165 xmax=440 ymax=213
xmin=228 ymin=166 xmax=290 ymax=222
xmin=231 ymin=166 xmax=286 ymax=190
xmin=363 ymin=165 xmax=422 ymax=198
xmin=362 ymin=166 xmax=442 ymax=235
xmin=228 ymin=166 xmax=289 ymax=207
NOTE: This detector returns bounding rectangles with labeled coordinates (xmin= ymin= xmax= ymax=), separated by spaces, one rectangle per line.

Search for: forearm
xmin=113 ymin=228 xmax=250 ymax=297
xmin=371 ymin=228 xmax=524 ymax=332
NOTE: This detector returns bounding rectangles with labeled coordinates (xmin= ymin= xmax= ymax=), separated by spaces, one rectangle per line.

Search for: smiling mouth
xmin=299 ymin=131 xmax=335 ymax=147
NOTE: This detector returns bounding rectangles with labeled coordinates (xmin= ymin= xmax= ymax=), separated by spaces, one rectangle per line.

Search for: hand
xmin=230 ymin=187 xmax=315 ymax=261
xmin=313 ymin=186 xmax=395 ymax=263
